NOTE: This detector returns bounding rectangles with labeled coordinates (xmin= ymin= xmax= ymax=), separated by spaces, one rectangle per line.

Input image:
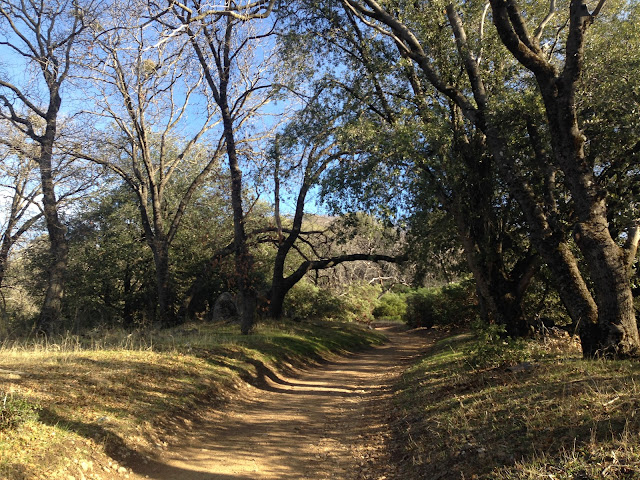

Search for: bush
xmin=283 ymin=282 xmax=382 ymax=323
xmin=341 ymin=284 xmax=382 ymax=323
xmin=464 ymin=321 xmax=529 ymax=369
xmin=283 ymin=281 xmax=345 ymax=320
xmin=403 ymin=280 xmax=476 ymax=328
xmin=372 ymin=292 xmax=407 ymax=321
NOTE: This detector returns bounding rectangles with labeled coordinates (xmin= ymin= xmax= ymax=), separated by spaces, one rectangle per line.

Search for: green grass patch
xmin=1 ymin=392 xmax=40 ymax=432
xmin=391 ymin=330 xmax=640 ymax=479
xmin=0 ymin=320 xmax=384 ymax=479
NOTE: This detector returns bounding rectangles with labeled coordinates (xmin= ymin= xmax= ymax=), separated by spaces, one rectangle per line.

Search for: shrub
xmin=341 ymin=284 xmax=382 ymax=323
xmin=372 ymin=292 xmax=407 ymax=321
xmin=283 ymin=281 xmax=345 ymax=320
xmin=283 ymin=282 xmax=382 ymax=323
xmin=403 ymin=280 xmax=476 ymax=328
xmin=464 ymin=321 xmax=529 ymax=369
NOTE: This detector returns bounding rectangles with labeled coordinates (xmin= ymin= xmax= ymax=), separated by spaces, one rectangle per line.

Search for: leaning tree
xmin=324 ymin=0 xmax=640 ymax=356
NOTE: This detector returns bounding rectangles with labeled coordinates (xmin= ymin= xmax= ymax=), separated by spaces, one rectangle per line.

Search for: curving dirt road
xmin=133 ymin=326 xmax=434 ymax=480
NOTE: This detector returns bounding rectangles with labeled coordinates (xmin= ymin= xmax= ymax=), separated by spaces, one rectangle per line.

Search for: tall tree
xmin=281 ymin=2 xmax=538 ymax=336
xmin=75 ymin=3 xmax=224 ymax=325
xmin=0 ymin=0 xmax=96 ymax=333
xmin=162 ymin=0 xmax=279 ymax=333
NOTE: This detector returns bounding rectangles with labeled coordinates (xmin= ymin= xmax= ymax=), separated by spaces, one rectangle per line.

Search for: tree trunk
xmin=485 ymin=130 xmax=603 ymax=355
xmin=269 ymin=254 xmax=288 ymax=319
xmin=268 ymin=234 xmax=298 ymax=319
xmin=122 ymin=263 xmax=134 ymax=329
xmin=457 ymin=223 xmax=533 ymax=337
xmin=0 ymin=235 xmax=10 ymax=289
xmin=487 ymin=0 xmax=640 ymax=356
xmin=449 ymin=127 xmax=535 ymax=338
xmin=537 ymin=16 xmax=639 ymax=356
xmin=269 ymin=286 xmax=286 ymax=319
xmin=221 ymin=102 xmax=256 ymax=334
xmin=574 ymin=220 xmax=639 ymax=355
xmin=269 ymin=252 xmax=298 ymax=319
xmin=151 ymin=240 xmax=173 ymax=327
xmin=37 ymin=128 xmax=68 ymax=335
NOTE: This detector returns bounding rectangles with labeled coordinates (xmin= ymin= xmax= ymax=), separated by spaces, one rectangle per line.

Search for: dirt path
xmin=133 ymin=327 xmax=434 ymax=480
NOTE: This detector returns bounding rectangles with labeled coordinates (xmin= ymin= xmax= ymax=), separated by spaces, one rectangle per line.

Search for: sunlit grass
xmin=392 ymin=331 xmax=640 ymax=479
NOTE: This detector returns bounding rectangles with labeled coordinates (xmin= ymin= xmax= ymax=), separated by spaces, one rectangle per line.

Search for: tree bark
xmin=122 ymin=263 xmax=135 ymax=329
xmin=151 ymin=240 xmax=173 ymax=326
xmin=220 ymin=103 xmax=256 ymax=334
xmin=37 ymin=120 xmax=69 ymax=335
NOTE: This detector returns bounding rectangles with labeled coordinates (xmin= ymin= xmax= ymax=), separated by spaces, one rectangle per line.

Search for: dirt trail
xmin=133 ymin=327 xmax=434 ymax=480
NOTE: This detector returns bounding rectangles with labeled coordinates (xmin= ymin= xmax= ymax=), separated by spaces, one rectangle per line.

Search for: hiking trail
xmin=132 ymin=326 xmax=435 ymax=480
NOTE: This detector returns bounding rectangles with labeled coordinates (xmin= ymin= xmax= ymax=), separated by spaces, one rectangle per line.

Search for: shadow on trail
xmin=137 ymin=328 xmax=437 ymax=480
xmin=200 ymin=341 xmax=405 ymax=398
xmin=35 ymin=327 xmax=435 ymax=480
xmin=38 ymin=407 xmax=255 ymax=480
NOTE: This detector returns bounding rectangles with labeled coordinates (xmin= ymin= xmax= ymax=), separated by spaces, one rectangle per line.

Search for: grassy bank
xmin=391 ymin=330 xmax=640 ymax=479
xmin=0 ymin=320 xmax=384 ymax=480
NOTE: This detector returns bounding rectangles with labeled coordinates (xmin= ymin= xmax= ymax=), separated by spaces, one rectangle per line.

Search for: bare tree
xmin=0 ymin=138 xmax=42 ymax=291
xmin=159 ymin=0 xmax=281 ymax=333
xmin=73 ymin=2 xmax=226 ymax=325
xmin=0 ymin=0 xmax=97 ymax=333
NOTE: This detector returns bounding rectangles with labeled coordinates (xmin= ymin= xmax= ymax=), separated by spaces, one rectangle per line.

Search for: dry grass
xmin=390 ymin=330 xmax=640 ymax=480
xmin=0 ymin=320 xmax=384 ymax=480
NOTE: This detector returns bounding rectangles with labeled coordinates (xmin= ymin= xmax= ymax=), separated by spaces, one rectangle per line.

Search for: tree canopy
xmin=0 ymin=0 xmax=637 ymax=357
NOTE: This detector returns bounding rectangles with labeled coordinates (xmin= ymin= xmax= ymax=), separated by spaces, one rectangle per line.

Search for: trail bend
xmin=134 ymin=326 xmax=435 ymax=480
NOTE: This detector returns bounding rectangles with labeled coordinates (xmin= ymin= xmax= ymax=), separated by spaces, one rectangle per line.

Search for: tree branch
xmin=625 ymin=222 xmax=640 ymax=271
xmin=489 ymin=0 xmax=555 ymax=78
xmin=286 ymin=253 xmax=408 ymax=290
xmin=446 ymin=4 xmax=488 ymax=111
xmin=534 ymin=0 xmax=556 ymax=42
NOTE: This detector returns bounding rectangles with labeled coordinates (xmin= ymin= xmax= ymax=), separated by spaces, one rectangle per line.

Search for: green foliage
xmin=63 ymin=187 xmax=156 ymax=329
xmin=340 ymin=283 xmax=382 ymax=323
xmin=0 ymin=393 xmax=40 ymax=432
xmin=372 ymin=292 xmax=407 ymax=320
xmin=403 ymin=281 xmax=476 ymax=328
xmin=283 ymin=281 xmax=381 ymax=323
xmin=283 ymin=281 xmax=344 ymax=320
xmin=465 ymin=321 xmax=529 ymax=369
xmin=25 ymin=182 xmax=242 ymax=330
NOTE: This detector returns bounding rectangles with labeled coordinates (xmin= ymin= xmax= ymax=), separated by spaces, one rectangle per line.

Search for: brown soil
xmin=123 ymin=326 xmax=436 ymax=480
